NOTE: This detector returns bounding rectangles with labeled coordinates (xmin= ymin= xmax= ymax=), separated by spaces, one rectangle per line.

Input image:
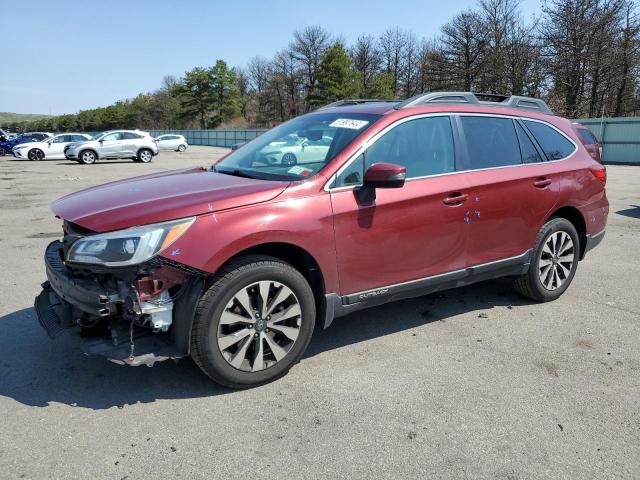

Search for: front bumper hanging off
xmin=34 ymin=241 xmax=184 ymax=366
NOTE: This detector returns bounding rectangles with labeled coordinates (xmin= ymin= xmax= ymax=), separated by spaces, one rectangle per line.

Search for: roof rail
xmin=318 ymin=99 xmax=398 ymax=110
xmin=395 ymin=91 xmax=552 ymax=114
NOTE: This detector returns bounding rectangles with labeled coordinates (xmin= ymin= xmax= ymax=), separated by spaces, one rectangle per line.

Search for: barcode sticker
xmin=329 ymin=119 xmax=370 ymax=130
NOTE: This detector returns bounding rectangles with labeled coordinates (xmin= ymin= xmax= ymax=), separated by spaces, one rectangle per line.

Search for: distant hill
xmin=0 ymin=112 xmax=52 ymax=124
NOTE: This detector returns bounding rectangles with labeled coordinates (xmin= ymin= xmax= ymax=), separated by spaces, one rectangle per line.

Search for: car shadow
xmin=0 ymin=280 xmax=530 ymax=410
xmin=55 ymin=161 xmax=142 ymax=166
xmin=616 ymin=205 xmax=640 ymax=219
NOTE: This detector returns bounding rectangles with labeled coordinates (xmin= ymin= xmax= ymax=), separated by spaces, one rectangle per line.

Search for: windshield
xmin=215 ymin=112 xmax=380 ymax=180
xmin=92 ymin=132 xmax=105 ymax=140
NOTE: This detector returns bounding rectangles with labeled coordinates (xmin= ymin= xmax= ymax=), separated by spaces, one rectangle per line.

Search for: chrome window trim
xmin=323 ymin=112 xmax=579 ymax=192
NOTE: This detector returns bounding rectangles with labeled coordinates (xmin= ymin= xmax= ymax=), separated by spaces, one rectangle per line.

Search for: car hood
xmin=51 ymin=167 xmax=290 ymax=232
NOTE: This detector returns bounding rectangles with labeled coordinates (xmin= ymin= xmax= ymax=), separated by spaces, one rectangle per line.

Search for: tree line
xmin=10 ymin=0 xmax=640 ymax=133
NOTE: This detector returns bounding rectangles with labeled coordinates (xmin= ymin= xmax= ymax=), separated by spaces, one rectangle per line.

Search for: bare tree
xmin=439 ymin=11 xmax=488 ymax=91
xmin=290 ymin=26 xmax=332 ymax=110
xmin=379 ymin=27 xmax=409 ymax=96
xmin=350 ymin=34 xmax=381 ymax=93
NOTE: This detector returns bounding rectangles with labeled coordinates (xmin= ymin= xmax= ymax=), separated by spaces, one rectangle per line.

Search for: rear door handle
xmin=443 ymin=192 xmax=469 ymax=206
xmin=533 ymin=177 xmax=552 ymax=188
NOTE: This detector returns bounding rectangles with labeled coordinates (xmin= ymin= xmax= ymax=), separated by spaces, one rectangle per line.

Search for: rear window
xmin=523 ymin=120 xmax=576 ymax=160
xmin=460 ymin=116 xmax=521 ymax=170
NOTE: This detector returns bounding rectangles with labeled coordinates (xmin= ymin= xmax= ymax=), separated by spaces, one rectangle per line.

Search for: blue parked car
xmin=0 ymin=132 xmax=53 ymax=156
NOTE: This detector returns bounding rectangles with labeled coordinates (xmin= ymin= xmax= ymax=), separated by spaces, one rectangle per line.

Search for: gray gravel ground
xmin=0 ymin=147 xmax=638 ymax=480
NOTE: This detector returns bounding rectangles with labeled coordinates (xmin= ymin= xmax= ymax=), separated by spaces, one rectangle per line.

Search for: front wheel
xmin=28 ymin=148 xmax=44 ymax=161
xmin=0 ymin=147 xmax=6 ymax=156
xmin=281 ymin=153 xmax=297 ymax=166
xmin=79 ymin=150 xmax=96 ymax=165
xmin=137 ymin=149 xmax=153 ymax=163
xmin=513 ymin=217 xmax=579 ymax=302
xmin=190 ymin=255 xmax=316 ymax=388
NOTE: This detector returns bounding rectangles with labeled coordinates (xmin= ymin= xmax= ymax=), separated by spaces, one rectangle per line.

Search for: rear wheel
xmin=177 ymin=144 xmax=186 ymax=152
xmin=79 ymin=150 xmax=96 ymax=165
xmin=513 ymin=217 xmax=579 ymax=302
xmin=28 ymin=148 xmax=44 ymax=161
xmin=0 ymin=147 xmax=6 ymax=156
xmin=190 ymin=255 xmax=316 ymax=388
xmin=137 ymin=148 xmax=153 ymax=163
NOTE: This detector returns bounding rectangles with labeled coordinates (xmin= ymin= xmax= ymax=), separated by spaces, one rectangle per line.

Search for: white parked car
xmin=13 ymin=133 xmax=92 ymax=160
xmin=155 ymin=134 xmax=188 ymax=152
xmin=64 ymin=130 xmax=159 ymax=164
xmin=258 ymin=134 xmax=332 ymax=165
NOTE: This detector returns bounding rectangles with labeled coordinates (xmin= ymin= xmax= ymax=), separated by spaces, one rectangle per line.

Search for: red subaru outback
xmin=35 ymin=92 xmax=608 ymax=388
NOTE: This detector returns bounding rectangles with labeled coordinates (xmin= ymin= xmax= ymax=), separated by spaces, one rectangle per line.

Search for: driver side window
xmin=334 ymin=116 xmax=455 ymax=187
xmin=102 ymin=132 xmax=121 ymax=141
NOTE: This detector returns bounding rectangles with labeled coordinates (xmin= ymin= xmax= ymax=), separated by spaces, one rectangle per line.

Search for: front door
xmin=99 ymin=132 xmax=124 ymax=157
xmin=330 ymin=115 xmax=469 ymax=295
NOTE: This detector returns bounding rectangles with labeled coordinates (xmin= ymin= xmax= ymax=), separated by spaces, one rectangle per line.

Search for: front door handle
xmin=533 ymin=177 xmax=552 ymax=188
xmin=443 ymin=192 xmax=469 ymax=206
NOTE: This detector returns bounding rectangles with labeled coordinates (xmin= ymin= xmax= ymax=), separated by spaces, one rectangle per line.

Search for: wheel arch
xmin=79 ymin=148 xmax=99 ymax=160
xmin=224 ymin=242 xmax=326 ymax=305
xmin=547 ymin=206 xmax=587 ymax=260
xmin=173 ymin=242 xmax=327 ymax=355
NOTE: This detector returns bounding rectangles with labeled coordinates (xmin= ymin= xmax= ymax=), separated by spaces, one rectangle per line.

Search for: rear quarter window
xmin=523 ymin=120 xmax=576 ymax=160
xmin=577 ymin=128 xmax=598 ymax=145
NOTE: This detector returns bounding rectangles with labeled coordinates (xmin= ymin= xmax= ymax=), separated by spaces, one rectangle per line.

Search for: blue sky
xmin=2 ymin=0 xmax=539 ymax=115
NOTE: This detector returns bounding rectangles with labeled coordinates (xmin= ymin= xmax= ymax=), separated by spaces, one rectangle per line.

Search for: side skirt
xmin=322 ymin=250 xmax=531 ymax=328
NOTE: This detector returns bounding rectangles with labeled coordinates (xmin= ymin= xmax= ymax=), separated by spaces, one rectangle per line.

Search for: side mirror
xmin=357 ymin=162 xmax=406 ymax=202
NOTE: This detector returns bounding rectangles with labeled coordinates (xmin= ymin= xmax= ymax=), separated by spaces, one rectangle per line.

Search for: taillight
xmin=591 ymin=167 xmax=606 ymax=186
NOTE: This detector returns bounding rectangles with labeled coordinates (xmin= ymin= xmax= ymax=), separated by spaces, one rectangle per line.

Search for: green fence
xmin=150 ymin=119 xmax=640 ymax=165
xmin=148 ymin=129 xmax=267 ymax=149
xmin=574 ymin=117 xmax=640 ymax=165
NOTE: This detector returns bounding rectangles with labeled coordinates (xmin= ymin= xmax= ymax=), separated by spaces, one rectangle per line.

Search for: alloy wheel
xmin=139 ymin=150 xmax=152 ymax=162
xmin=217 ymin=280 xmax=302 ymax=372
xmin=538 ymin=231 xmax=574 ymax=290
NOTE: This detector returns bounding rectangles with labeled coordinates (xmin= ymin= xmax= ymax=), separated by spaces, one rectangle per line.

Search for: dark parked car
xmin=35 ymin=92 xmax=608 ymax=388
xmin=0 ymin=132 xmax=52 ymax=156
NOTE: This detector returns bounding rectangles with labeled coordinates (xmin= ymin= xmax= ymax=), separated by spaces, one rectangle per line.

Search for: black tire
xmin=513 ymin=217 xmax=580 ymax=302
xmin=191 ymin=255 xmax=316 ymax=388
xmin=28 ymin=148 xmax=44 ymax=161
xmin=0 ymin=147 xmax=6 ymax=156
xmin=282 ymin=153 xmax=297 ymax=166
xmin=177 ymin=144 xmax=187 ymax=152
xmin=79 ymin=150 xmax=97 ymax=165
xmin=137 ymin=148 xmax=153 ymax=163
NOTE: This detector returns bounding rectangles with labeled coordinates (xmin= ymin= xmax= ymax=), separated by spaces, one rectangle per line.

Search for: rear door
xmin=457 ymin=115 xmax=560 ymax=266
xmin=330 ymin=115 xmax=469 ymax=295
xmin=120 ymin=132 xmax=143 ymax=156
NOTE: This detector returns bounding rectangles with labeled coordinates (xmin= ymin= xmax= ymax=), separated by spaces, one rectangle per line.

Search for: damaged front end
xmin=34 ymin=220 xmax=203 ymax=367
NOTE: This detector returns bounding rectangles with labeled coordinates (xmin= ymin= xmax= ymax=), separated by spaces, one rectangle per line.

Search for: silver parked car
xmin=155 ymin=134 xmax=188 ymax=152
xmin=64 ymin=130 xmax=159 ymax=164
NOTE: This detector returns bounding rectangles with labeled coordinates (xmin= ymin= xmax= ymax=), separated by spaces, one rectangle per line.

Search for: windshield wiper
xmin=212 ymin=167 xmax=259 ymax=179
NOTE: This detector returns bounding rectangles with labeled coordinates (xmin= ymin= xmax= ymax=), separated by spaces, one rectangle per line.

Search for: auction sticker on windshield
xmin=329 ymin=119 xmax=370 ymax=130
xmin=288 ymin=166 xmax=313 ymax=176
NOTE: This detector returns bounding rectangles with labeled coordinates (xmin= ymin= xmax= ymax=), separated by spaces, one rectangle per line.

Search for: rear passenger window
xmin=523 ymin=120 xmax=575 ymax=160
xmin=460 ymin=116 xmax=521 ymax=169
xmin=515 ymin=122 xmax=543 ymax=164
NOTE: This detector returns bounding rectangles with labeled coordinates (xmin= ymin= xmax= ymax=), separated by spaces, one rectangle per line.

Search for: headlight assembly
xmin=66 ymin=217 xmax=195 ymax=267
